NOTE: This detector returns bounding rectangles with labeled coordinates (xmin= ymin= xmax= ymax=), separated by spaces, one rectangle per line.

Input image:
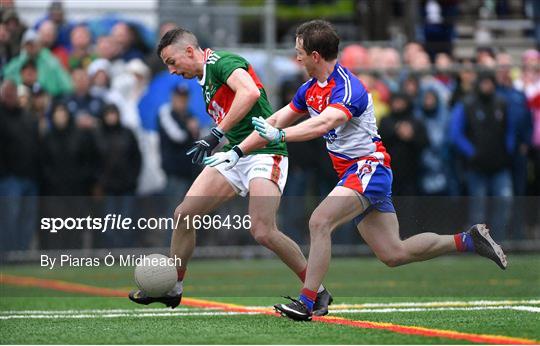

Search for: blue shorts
xmin=336 ymin=158 xmax=396 ymax=226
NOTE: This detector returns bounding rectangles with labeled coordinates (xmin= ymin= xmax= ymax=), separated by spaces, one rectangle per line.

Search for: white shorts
xmin=214 ymin=154 xmax=288 ymax=197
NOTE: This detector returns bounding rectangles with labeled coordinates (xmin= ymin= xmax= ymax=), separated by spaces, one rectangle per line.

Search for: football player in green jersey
xmin=129 ymin=27 xmax=332 ymax=315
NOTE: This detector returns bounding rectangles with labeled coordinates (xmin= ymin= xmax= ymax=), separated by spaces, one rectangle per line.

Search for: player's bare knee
xmin=173 ymin=204 xmax=194 ymax=232
xmin=251 ymin=227 xmax=272 ymax=247
xmin=252 ymin=232 xmax=273 ymax=248
xmin=173 ymin=205 xmax=185 ymax=225
xmin=308 ymin=214 xmax=333 ymax=238
xmin=249 ymin=223 xmax=274 ymax=247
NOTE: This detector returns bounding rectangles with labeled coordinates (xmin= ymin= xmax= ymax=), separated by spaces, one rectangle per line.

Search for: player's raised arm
xmin=253 ymin=106 xmax=348 ymax=144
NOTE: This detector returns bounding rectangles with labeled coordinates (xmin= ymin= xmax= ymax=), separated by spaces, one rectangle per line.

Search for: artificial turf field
xmin=1 ymin=255 xmax=539 ymax=344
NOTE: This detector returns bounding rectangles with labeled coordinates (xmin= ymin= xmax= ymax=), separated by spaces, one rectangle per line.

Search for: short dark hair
xmin=156 ymin=27 xmax=199 ymax=59
xmin=21 ymin=59 xmax=37 ymax=71
xmin=296 ymin=20 xmax=340 ymax=61
xmin=103 ymin=103 xmax=120 ymax=116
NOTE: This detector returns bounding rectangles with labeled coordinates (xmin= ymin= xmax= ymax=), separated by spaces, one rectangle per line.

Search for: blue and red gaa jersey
xmin=289 ymin=63 xmax=391 ymax=177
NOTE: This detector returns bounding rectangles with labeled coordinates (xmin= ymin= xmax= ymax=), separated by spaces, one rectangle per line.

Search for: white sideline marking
xmin=1 ymin=304 xmax=538 ymax=320
xmin=329 ymin=305 xmax=540 ymax=314
xmin=0 ymin=308 xmax=217 ymax=315
xmin=2 ymin=299 xmax=538 ymax=316
xmin=0 ymin=311 xmax=261 ymax=320
xmin=244 ymin=299 xmax=540 ymax=310
xmin=511 ymin=306 xmax=540 ymax=313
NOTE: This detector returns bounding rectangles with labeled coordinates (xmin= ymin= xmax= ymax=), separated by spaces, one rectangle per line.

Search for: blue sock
xmin=455 ymin=232 xmax=475 ymax=252
xmin=299 ymin=294 xmax=314 ymax=312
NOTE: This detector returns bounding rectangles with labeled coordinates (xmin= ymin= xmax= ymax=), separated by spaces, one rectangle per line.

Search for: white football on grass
xmin=134 ymin=254 xmax=177 ymax=297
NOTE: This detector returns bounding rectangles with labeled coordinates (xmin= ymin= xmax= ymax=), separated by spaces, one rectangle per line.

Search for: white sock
xmin=317 ymin=285 xmax=325 ymax=293
xmin=168 ymin=281 xmax=183 ymax=295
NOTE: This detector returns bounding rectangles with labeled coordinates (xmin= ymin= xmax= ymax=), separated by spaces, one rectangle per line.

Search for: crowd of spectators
xmin=1 ymin=2 xmax=539 ymax=252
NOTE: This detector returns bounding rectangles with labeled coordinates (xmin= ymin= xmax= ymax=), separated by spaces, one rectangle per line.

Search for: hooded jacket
xmin=450 ymin=73 xmax=513 ymax=174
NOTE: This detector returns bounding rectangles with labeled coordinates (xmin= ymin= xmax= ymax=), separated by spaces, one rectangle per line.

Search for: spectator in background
xmin=368 ymin=46 xmax=383 ymax=70
xmin=409 ymin=50 xmax=451 ymax=105
xmin=111 ymin=22 xmax=146 ymax=62
xmin=39 ymin=102 xmax=100 ymax=249
xmin=64 ymin=67 xmax=105 ymax=129
xmin=496 ymin=51 xmax=533 ymax=240
xmin=379 ymin=93 xmax=428 ymax=195
xmin=0 ymin=21 xmax=11 ymax=69
xmin=514 ymin=49 xmax=540 ymax=195
xmin=379 ymin=47 xmax=402 ymax=93
xmin=20 ymin=58 xmax=39 ymax=90
xmin=114 ymin=58 xmax=159 ymax=196
xmin=434 ymin=52 xmax=455 ymax=91
xmin=41 ymin=103 xmax=100 ymax=196
xmin=95 ymin=35 xmax=117 ymax=61
xmin=95 ymin=35 xmax=124 ymax=77
xmin=158 ymin=85 xmax=199 ymax=200
xmin=147 ymin=22 xmax=177 ymax=77
xmin=450 ymin=72 xmax=513 ymax=240
xmin=87 ymin=58 xmax=113 ymax=100
xmin=112 ymin=58 xmax=149 ymax=131
xmin=35 ymin=1 xmax=73 ymax=50
xmin=98 ymin=104 xmax=142 ymax=248
xmin=476 ymin=46 xmax=497 ymax=68
xmin=496 ymin=52 xmax=532 ymax=196
xmin=3 ymin=29 xmax=73 ymax=97
xmin=450 ymin=58 xmax=477 ymax=107
xmin=358 ymin=72 xmax=390 ymax=123
xmin=417 ymin=88 xmax=450 ymax=195
xmin=447 ymin=59 xmax=477 ymax=195
xmin=400 ymin=74 xmax=422 ymax=116
xmin=524 ymin=0 xmax=540 ymax=48
xmin=1 ymin=9 xmax=26 ymax=62
xmin=16 ymin=83 xmax=31 ymax=111
xmin=28 ymin=84 xmax=51 ymax=136
xmin=403 ymin=41 xmax=425 ymax=67
xmin=339 ymin=44 xmax=370 ymax=72
xmin=87 ymin=58 xmax=132 ymax=129
xmin=38 ymin=19 xmax=69 ymax=69
xmin=0 ymin=79 xmax=40 ymax=252
xmin=68 ymin=25 xmax=95 ymax=70
xmin=422 ymin=0 xmax=456 ymax=60
xmin=409 ymin=49 xmax=432 ymax=73
xmin=343 ymin=47 xmax=392 ymax=121
xmin=19 ymin=59 xmax=42 ymax=117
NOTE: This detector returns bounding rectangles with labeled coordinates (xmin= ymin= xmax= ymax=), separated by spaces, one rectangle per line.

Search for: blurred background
xmin=1 ymin=0 xmax=539 ymax=261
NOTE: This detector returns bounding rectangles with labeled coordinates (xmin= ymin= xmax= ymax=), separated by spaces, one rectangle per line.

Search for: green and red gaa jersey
xmin=197 ymin=49 xmax=287 ymax=156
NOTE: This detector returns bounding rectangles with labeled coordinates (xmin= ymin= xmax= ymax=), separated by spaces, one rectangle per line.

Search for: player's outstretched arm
xmin=254 ymin=106 xmax=348 ymax=143
xmin=203 ymin=104 xmax=305 ymax=169
xmin=238 ymin=104 xmax=306 ymax=154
